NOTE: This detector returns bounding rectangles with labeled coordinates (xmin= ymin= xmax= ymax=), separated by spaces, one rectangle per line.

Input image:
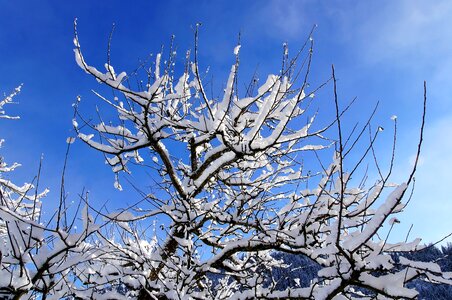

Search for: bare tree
xmin=0 ymin=87 xmax=105 ymax=299
xmin=71 ymin=22 xmax=452 ymax=299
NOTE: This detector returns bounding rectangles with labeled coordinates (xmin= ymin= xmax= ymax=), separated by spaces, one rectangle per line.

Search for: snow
xmin=233 ymin=45 xmax=241 ymax=55
xmin=257 ymin=74 xmax=278 ymax=96
xmin=23 ymin=29 xmax=444 ymax=299
xmin=389 ymin=217 xmax=400 ymax=225
xmin=114 ymin=179 xmax=123 ymax=191
xmin=105 ymin=211 xmax=135 ymax=221
xmin=155 ymin=53 xmax=162 ymax=79
xmin=343 ymin=183 xmax=408 ymax=251
xmin=359 ymin=271 xmax=418 ymax=298
xmin=399 ymin=256 xmax=441 ymax=273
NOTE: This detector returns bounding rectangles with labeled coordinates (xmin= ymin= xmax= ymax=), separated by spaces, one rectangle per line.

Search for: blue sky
xmin=1 ymin=0 xmax=451 ymax=244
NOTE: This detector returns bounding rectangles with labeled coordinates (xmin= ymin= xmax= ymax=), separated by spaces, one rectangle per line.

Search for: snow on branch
xmin=18 ymin=22 xmax=444 ymax=299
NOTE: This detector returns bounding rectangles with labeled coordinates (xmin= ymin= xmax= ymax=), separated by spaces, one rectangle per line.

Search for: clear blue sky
xmin=1 ymin=0 xmax=451 ymax=244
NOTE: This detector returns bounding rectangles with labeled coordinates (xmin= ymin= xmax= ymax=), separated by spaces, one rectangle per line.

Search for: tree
xmin=0 ymin=87 xmax=103 ymax=299
xmin=71 ymin=22 xmax=452 ymax=299
xmin=397 ymin=243 xmax=452 ymax=299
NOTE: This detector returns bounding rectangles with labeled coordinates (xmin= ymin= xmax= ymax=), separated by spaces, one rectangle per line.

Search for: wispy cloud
xmin=330 ymin=0 xmax=452 ymax=63
xmin=344 ymin=1 xmax=452 ymax=243
xmin=394 ymin=115 xmax=452 ymax=243
xmin=252 ymin=0 xmax=314 ymax=40
xmin=253 ymin=0 xmax=452 ymax=244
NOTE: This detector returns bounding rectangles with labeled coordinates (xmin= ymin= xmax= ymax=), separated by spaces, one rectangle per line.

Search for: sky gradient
xmin=0 ymin=0 xmax=451 ymax=244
